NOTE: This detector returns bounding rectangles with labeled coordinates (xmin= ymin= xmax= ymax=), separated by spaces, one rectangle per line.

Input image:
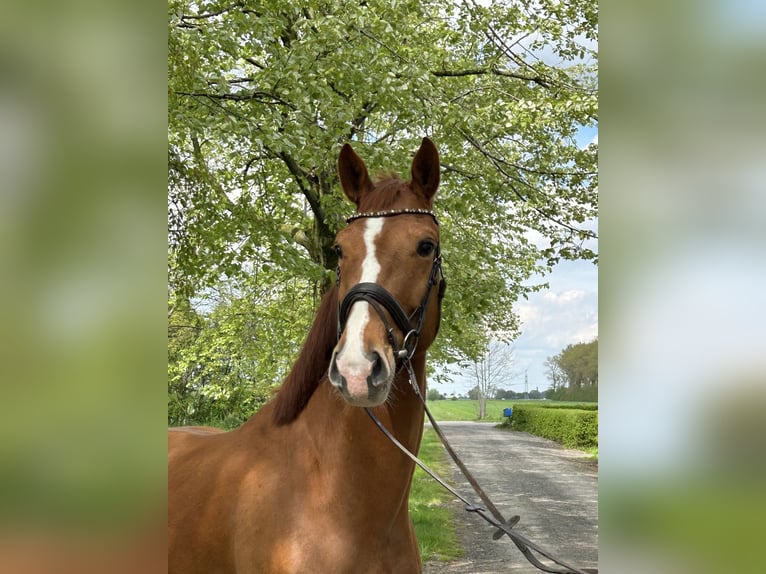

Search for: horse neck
xmin=370 ymin=353 xmax=427 ymax=453
xmin=301 ymin=353 xmax=428 ymax=514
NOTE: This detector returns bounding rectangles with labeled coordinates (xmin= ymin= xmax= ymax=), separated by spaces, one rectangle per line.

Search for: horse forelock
xmin=357 ymin=174 xmax=433 ymax=213
xmin=272 ymin=284 xmax=339 ymax=426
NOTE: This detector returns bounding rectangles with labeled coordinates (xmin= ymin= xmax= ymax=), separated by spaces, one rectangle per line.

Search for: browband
xmin=346 ymin=208 xmax=439 ymax=225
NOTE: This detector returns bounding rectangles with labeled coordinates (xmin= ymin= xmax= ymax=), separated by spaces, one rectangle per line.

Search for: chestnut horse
xmin=169 ymin=138 xmax=444 ymax=573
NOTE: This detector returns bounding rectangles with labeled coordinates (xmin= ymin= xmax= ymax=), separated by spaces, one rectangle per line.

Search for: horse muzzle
xmin=328 ymin=346 xmax=394 ymax=406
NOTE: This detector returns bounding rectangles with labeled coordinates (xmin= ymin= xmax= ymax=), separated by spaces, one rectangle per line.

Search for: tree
xmin=168 ymin=269 xmax=315 ymax=425
xmin=558 ymin=338 xmax=598 ymax=388
xmin=544 ymin=355 xmax=567 ymax=392
xmin=545 ymin=338 xmax=598 ymax=401
xmin=168 ymin=0 xmax=597 ymax=413
xmin=426 ymin=388 xmax=445 ymax=401
xmin=468 ymin=341 xmax=516 ymax=419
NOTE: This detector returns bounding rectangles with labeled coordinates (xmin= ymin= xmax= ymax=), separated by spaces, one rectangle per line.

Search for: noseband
xmin=336 ymin=209 xmax=446 ymax=362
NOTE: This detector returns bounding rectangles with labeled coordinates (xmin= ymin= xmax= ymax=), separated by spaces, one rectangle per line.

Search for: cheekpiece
xmin=346 ymin=208 xmax=439 ymax=225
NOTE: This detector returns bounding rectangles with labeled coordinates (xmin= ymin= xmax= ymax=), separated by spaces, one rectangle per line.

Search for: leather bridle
xmin=336 ymin=209 xmax=446 ymax=362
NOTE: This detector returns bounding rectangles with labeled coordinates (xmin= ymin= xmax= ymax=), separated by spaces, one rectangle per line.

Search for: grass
xmin=602 ymin=476 xmax=766 ymax=572
xmin=410 ymin=429 xmax=463 ymax=562
xmin=425 ymin=398 xmax=589 ymax=422
xmin=583 ymin=446 xmax=599 ymax=460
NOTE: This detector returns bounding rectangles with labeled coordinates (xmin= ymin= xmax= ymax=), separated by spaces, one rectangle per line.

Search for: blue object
xmin=503 ymin=407 xmax=513 ymax=417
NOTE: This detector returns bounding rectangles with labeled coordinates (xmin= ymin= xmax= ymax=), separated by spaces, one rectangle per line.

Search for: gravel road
xmin=422 ymin=422 xmax=598 ymax=574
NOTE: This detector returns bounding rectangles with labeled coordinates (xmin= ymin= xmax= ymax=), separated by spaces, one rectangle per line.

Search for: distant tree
xmin=544 ymin=355 xmax=567 ymax=392
xmin=426 ymin=388 xmax=445 ymax=401
xmin=467 ymin=342 xmax=516 ymax=419
xmin=545 ymin=338 xmax=598 ymax=401
xmin=495 ymin=388 xmax=521 ymax=400
xmin=559 ymin=338 xmax=598 ymax=388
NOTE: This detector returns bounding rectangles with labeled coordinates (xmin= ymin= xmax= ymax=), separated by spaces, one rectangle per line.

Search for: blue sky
xmin=438 ymin=125 xmax=598 ymax=397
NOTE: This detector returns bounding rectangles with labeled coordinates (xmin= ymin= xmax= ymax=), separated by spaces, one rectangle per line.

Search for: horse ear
xmin=338 ymin=143 xmax=373 ymax=206
xmin=411 ymin=137 xmax=440 ymax=202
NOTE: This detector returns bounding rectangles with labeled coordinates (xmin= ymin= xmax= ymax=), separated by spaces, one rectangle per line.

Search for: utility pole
xmin=524 ymin=369 xmax=528 ymax=400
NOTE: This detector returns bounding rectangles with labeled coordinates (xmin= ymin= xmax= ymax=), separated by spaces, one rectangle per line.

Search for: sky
xmin=438 ymin=125 xmax=598 ymax=397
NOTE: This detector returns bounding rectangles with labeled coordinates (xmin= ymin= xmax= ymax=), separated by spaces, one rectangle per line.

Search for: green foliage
xmin=494 ymin=388 xmax=529 ymax=400
xmin=559 ymin=338 xmax=598 ymax=386
xmin=545 ymin=338 xmax=598 ymax=401
xmin=532 ymin=402 xmax=598 ymax=411
xmin=168 ymin=1 xmax=598 ymax=414
xmin=426 ymin=388 xmax=446 ymax=401
xmin=509 ymin=404 xmax=598 ymax=449
xmin=168 ymin=269 xmax=315 ymax=425
xmin=547 ymin=383 xmax=598 ymax=402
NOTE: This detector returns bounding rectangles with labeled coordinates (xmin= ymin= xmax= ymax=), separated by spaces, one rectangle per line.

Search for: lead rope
xmin=364 ymin=360 xmax=595 ymax=574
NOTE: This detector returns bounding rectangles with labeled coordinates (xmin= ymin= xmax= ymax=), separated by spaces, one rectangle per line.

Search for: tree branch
xmin=276 ymin=150 xmax=310 ymax=196
xmin=460 ymin=130 xmax=597 ymax=240
xmin=432 ymin=67 xmax=550 ymax=87
xmin=191 ymin=135 xmax=235 ymax=210
xmin=180 ymin=3 xmax=245 ymax=21
xmin=176 ymin=90 xmax=296 ymax=110
xmin=244 ymin=57 xmax=266 ymax=70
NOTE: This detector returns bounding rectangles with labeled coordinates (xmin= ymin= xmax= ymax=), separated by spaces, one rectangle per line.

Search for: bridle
xmin=336 ymin=208 xmax=446 ymax=363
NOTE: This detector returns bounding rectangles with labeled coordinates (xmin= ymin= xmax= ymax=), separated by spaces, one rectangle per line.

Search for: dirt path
xmin=422 ymin=422 xmax=598 ymax=574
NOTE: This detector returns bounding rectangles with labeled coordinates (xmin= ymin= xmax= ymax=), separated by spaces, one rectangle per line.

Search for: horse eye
xmin=334 ymin=244 xmax=343 ymax=259
xmin=417 ymin=240 xmax=435 ymax=257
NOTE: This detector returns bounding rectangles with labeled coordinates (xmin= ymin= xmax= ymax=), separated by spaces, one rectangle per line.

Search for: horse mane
xmin=272 ymin=284 xmax=339 ymax=426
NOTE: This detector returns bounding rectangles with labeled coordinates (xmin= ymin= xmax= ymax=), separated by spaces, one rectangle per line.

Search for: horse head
xmin=328 ymin=138 xmax=444 ymax=407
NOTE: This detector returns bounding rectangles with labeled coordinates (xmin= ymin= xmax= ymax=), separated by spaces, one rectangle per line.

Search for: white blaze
xmin=341 ymin=217 xmax=384 ymax=372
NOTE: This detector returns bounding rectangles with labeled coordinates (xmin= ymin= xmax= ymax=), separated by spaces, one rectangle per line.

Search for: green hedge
xmin=509 ymin=405 xmax=598 ymax=449
xmin=533 ymin=403 xmax=598 ymax=411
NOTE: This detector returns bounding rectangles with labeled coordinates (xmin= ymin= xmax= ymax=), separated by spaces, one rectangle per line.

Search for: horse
xmin=168 ymin=138 xmax=445 ymax=573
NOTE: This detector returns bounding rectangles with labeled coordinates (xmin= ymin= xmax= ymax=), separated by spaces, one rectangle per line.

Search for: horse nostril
xmin=329 ymin=354 xmax=346 ymax=391
xmin=369 ymin=352 xmax=385 ymax=387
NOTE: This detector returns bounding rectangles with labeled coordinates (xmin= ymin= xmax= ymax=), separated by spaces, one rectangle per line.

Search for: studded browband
xmin=346 ymin=208 xmax=439 ymax=225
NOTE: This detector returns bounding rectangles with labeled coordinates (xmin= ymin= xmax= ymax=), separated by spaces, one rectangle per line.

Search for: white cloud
xmin=543 ymin=289 xmax=586 ymax=304
xmin=516 ymin=303 xmax=539 ymax=325
xmin=511 ymin=261 xmax=598 ymax=388
xmin=523 ymin=228 xmax=550 ymax=250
